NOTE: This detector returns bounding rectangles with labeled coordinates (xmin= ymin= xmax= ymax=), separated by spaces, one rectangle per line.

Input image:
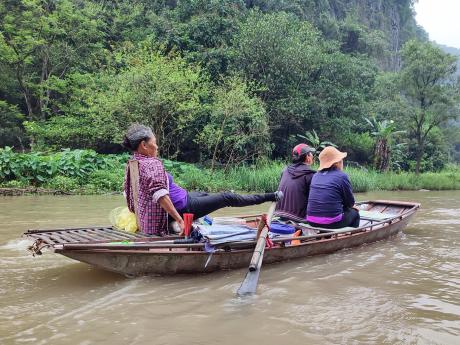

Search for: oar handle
xmin=248 ymin=203 xmax=276 ymax=271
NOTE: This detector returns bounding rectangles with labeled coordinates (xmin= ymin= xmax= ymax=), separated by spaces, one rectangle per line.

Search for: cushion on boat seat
xmin=359 ymin=210 xmax=394 ymax=220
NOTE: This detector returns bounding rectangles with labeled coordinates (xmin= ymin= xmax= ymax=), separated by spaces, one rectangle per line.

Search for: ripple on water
xmin=1 ymin=192 xmax=460 ymax=345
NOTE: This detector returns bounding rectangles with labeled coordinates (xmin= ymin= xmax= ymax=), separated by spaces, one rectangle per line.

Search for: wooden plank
xmin=74 ymin=230 xmax=105 ymax=242
xmin=83 ymin=228 xmax=116 ymax=241
xmin=54 ymin=232 xmax=79 ymax=243
xmin=85 ymin=228 xmax=123 ymax=240
xmin=382 ymin=205 xmax=404 ymax=215
xmin=86 ymin=228 xmax=127 ymax=240
xmin=368 ymin=204 xmax=387 ymax=213
xmin=371 ymin=200 xmax=420 ymax=207
xmin=66 ymin=230 xmax=94 ymax=242
xmin=95 ymin=227 xmax=136 ymax=239
xmin=31 ymin=231 xmax=82 ymax=243
xmin=46 ymin=233 xmax=72 ymax=244
xmin=26 ymin=225 xmax=113 ymax=233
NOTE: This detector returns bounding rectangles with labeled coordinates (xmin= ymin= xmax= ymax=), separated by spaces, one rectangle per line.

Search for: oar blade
xmin=236 ymin=202 xmax=276 ymax=296
xmin=237 ymin=268 xmax=261 ymax=296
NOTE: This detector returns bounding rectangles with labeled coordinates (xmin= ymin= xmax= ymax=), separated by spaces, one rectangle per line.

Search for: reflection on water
xmin=0 ymin=192 xmax=459 ymax=344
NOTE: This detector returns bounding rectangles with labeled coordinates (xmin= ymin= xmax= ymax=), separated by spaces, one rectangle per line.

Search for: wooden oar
xmin=237 ymin=202 xmax=276 ymax=296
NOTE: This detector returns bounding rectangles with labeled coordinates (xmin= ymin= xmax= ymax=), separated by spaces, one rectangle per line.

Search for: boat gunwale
xmin=52 ymin=200 xmax=420 ymax=254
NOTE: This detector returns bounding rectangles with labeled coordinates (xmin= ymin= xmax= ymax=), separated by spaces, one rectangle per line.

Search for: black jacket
xmin=275 ymin=163 xmax=316 ymax=219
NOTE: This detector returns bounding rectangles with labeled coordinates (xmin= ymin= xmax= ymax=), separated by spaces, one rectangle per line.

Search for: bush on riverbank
xmin=1 ymin=148 xmax=459 ymax=194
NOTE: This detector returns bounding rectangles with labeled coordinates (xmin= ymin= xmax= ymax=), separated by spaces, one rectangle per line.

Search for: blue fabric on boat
xmin=197 ymin=224 xmax=257 ymax=245
xmin=270 ymin=222 xmax=296 ymax=235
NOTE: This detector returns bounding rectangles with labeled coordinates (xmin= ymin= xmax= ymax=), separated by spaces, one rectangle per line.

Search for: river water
xmin=0 ymin=191 xmax=459 ymax=345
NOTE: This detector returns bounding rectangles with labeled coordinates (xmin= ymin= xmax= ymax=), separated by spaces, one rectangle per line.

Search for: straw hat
xmin=318 ymin=146 xmax=347 ymax=170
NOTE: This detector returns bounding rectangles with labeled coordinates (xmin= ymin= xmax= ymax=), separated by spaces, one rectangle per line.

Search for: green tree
xmin=234 ymin=11 xmax=377 ymax=155
xmin=365 ymin=117 xmax=405 ymax=172
xmin=0 ymin=0 xmax=105 ymax=120
xmin=400 ymin=40 xmax=460 ymax=174
xmin=150 ymin=0 xmax=245 ymax=80
xmin=26 ymin=49 xmax=209 ymax=157
xmin=296 ymin=129 xmax=336 ymax=153
xmin=0 ymin=101 xmax=26 ymax=150
xmin=196 ymin=76 xmax=270 ymax=170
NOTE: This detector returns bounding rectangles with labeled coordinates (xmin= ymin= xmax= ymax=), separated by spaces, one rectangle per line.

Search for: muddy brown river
xmin=0 ymin=191 xmax=459 ymax=345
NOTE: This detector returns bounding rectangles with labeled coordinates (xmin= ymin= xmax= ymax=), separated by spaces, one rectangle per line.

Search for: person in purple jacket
xmin=275 ymin=143 xmax=316 ymax=219
xmin=306 ymin=146 xmax=360 ymax=229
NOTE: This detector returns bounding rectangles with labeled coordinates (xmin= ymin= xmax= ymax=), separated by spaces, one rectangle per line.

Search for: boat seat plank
xmin=83 ymin=228 xmax=120 ymax=240
xmin=366 ymin=204 xmax=387 ymax=213
xmin=47 ymin=233 xmax=73 ymax=244
xmin=382 ymin=206 xmax=405 ymax=215
xmin=359 ymin=210 xmax=395 ymax=220
xmin=98 ymin=227 xmax=147 ymax=239
xmin=72 ymin=230 xmax=104 ymax=242
xmin=25 ymin=227 xmax=147 ymax=245
xmin=95 ymin=227 xmax=138 ymax=240
xmin=52 ymin=232 xmax=78 ymax=243
xmin=81 ymin=228 xmax=116 ymax=241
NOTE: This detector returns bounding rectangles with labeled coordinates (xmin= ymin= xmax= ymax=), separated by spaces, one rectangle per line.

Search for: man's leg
xmin=186 ymin=192 xmax=277 ymax=219
xmin=334 ymin=208 xmax=360 ymax=228
xmin=343 ymin=208 xmax=360 ymax=228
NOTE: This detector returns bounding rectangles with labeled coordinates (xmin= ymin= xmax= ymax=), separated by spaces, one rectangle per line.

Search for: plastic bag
xmin=109 ymin=206 xmax=138 ymax=233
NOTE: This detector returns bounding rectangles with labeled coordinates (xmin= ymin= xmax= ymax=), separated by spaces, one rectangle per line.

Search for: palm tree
xmin=296 ymin=130 xmax=336 ymax=153
xmin=365 ymin=117 xmax=406 ymax=172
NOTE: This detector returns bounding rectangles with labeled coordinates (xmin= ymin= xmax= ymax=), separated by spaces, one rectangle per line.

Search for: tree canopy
xmin=0 ymin=0 xmax=459 ymax=172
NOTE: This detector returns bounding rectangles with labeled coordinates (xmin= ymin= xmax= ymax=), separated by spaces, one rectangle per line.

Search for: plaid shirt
xmin=124 ymin=152 xmax=169 ymax=236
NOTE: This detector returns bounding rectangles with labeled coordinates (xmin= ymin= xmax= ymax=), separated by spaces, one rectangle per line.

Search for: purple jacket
xmin=307 ymin=168 xmax=355 ymax=219
xmin=275 ymin=163 xmax=315 ymax=218
xmin=167 ymin=173 xmax=187 ymax=211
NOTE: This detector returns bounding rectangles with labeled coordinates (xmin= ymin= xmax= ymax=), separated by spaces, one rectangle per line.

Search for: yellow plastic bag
xmin=109 ymin=207 xmax=138 ymax=233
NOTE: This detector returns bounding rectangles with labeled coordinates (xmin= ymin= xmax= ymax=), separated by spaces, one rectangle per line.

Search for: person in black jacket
xmin=275 ymin=143 xmax=316 ymax=219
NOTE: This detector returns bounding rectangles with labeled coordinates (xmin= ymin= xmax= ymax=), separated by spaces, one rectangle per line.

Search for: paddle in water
xmin=237 ymin=202 xmax=276 ymax=296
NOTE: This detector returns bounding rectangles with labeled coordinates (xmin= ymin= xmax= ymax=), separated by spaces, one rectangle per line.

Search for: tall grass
xmin=1 ymin=147 xmax=459 ymax=194
xmin=208 ymin=164 xmax=460 ymax=193
xmin=347 ymin=168 xmax=460 ymax=192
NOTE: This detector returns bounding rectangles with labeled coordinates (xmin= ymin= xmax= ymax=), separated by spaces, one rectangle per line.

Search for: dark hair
xmin=292 ymin=152 xmax=312 ymax=164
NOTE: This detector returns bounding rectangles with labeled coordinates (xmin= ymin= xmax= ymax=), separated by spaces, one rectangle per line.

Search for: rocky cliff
xmin=249 ymin=0 xmax=427 ymax=71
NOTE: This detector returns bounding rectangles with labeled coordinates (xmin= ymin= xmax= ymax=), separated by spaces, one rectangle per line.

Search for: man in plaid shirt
xmin=124 ymin=126 xmax=184 ymax=236
xmin=123 ymin=124 xmax=282 ymax=236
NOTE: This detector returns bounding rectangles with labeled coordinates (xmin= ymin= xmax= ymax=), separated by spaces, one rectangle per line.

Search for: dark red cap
xmin=292 ymin=143 xmax=315 ymax=160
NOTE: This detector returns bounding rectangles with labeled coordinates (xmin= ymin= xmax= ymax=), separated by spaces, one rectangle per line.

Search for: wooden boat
xmin=24 ymin=200 xmax=420 ymax=276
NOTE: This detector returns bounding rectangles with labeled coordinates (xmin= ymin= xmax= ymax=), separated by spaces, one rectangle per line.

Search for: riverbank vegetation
xmin=1 ymin=1 xmax=459 ymax=180
xmin=1 ymin=148 xmax=459 ymax=194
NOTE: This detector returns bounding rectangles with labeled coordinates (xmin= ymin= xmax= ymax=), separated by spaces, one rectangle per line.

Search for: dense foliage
xmin=1 ymin=0 xmax=459 ymax=174
xmin=1 ymin=147 xmax=459 ymax=193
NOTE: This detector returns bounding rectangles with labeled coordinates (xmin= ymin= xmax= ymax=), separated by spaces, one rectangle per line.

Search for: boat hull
xmin=58 ymin=212 xmax=413 ymax=276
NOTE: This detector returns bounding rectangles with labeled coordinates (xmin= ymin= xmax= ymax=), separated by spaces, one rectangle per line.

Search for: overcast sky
xmin=414 ymin=0 xmax=460 ymax=48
